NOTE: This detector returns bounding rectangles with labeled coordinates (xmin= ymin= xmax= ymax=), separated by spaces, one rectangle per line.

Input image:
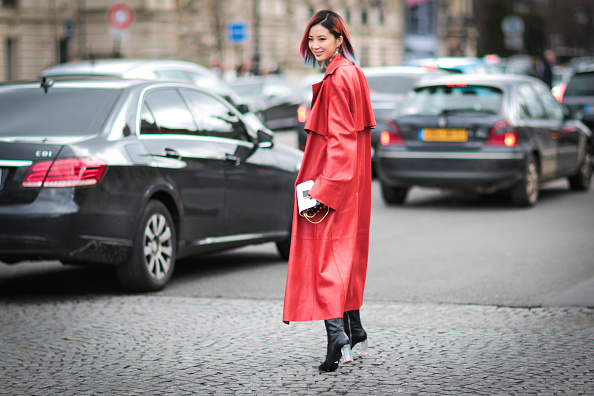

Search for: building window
xmin=345 ymin=9 xmax=351 ymax=23
xmin=362 ymin=9 xmax=368 ymax=25
xmin=5 ymin=38 xmax=16 ymax=80
xmin=406 ymin=0 xmax=436 ymax=35
xmin=2 ymin=0 xmax=18 ymax=7
xmin=379 ymin=10 xmax=384 ymax=25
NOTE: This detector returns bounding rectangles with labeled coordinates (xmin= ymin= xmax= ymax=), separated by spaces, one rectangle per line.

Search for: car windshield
xmin=564 ymin=72 xmax=594 ymax=96
xmin=366 ymin=75 xmax=421 ymax=95
xmin=0 ymin=86 xmax=121 ymax=137
xmin=398 ymin=84 xmax=503 ymax=116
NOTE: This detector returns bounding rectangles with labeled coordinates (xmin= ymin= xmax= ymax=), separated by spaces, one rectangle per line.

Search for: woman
xmin=283 ymin=10 xmax=375 ymax=372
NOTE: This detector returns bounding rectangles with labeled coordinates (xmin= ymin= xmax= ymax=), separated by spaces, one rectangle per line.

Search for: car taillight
xmin=486 ymin=121 xmax=518 ymax=147
xmin=380 ymin=121 xmax=404 ymax=145
xmin=297 ymin=106 xmax=308 ymax=123
xmin=553 ymin=83 xmax=566 ymax=103
xmin=22 ymin=157 xmax=107 ymax=188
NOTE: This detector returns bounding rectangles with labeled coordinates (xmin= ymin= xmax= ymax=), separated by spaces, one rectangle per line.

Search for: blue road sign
xmin=228 ymin=22 xmax=248 ymax=43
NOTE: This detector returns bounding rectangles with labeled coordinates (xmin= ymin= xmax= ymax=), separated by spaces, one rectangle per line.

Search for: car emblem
xmin=438 ymin=117 xmax=447 ymax=128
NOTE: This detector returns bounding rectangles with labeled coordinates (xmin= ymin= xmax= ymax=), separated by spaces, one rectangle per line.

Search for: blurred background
xmin=1 ymin=0 xmax=593 ymax=83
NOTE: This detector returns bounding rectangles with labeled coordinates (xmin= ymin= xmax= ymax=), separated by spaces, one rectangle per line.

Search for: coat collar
xmin=323 ymin=55 xmax=352 ymax=78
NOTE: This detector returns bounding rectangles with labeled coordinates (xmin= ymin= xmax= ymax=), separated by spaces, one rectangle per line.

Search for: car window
xmin=0 ymin=87 xmax=121 ymax=137
xmin=179 ymin=89 xmax=249 ymax=141
xmin=140 ymin=89 xmax=198 ymax=135
xmin=398 ymin=84 xmax=502 ymax=116
xmin=517 ymin=84 xmax=546 ymax=120
xmin=365 ymin=75 xmax=421 ymax=94
xmin=532 ymin=83 xmax=564 ymax=121
xmin=564 ymin=72 xmax=594 ymax=96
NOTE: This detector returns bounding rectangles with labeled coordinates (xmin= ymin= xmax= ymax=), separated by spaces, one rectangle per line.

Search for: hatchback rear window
xmin=399 ymin=84 xmax=503 ymax=116
xmin=0 ymin=86 xmax=121 ymax=137
xmin=564 ymin=72 xmax=594 ymax=96
xmin=366 ymin=75 xmax=421 ymax=94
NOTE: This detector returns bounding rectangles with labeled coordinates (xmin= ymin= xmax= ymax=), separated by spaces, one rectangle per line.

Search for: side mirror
xmin=257 ymin=129 xmax=274 ymax=149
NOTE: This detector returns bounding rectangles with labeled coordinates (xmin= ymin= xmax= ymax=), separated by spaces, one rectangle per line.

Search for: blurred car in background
xmin=0 ymin=79 xmax=302 ymax=292
xmin=403 ymin=57 xmax=505 ymax=74
xmin=562 ymin=65 xmax=594 ymax=138
xmin=296 ymin=66 xmax=448 ymax=157
xmin=296 ymin=73 xmax=324 ymax=150
xmin=363 ymin=66 xmax=451 ymax=158
xmin=39 ymin=59 xmax=250 ymax=113
xmin=376 ymin=74 xmax=592 ymax=206
xmin=229 ymin=75 xmax=303 ymax=131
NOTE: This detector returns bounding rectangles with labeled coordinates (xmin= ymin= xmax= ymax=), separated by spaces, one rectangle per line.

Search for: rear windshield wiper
xmin=439 ymin=108 xmax=496 ymax=115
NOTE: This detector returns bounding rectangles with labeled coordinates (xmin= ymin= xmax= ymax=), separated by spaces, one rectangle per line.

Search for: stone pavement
xmin=1 ymin=296 xmax=593 ymax=395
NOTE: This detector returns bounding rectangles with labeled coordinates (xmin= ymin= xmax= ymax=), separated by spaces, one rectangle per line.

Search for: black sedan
xmin=0 ymin=79 xmax=302 ymax=291
xmin=376 ymin=74 xmax=592 ymax=206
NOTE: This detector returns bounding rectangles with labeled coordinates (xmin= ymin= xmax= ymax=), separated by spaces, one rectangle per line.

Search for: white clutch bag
xmin=296 ymin=180 xmax=318 ymax=215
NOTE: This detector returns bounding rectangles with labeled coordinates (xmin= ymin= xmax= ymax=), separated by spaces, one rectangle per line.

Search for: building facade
xmin=0 ymin=0 xmax=405 ymax=82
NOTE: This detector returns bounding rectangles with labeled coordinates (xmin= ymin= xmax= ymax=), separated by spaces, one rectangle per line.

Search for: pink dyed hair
xmin=300 ymin=10 xmax=358 ymax=68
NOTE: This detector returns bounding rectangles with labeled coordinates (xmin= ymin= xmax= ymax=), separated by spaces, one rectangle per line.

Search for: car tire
xmin=568 ymin=151 xmax=592 ymax=191
xmin=381 ymin=182 xmax=409 ymax=205
xmin=116 ymin=200 xmax=176 ymax=292
xmin=511 ymin=154 xmax=539 ymax=207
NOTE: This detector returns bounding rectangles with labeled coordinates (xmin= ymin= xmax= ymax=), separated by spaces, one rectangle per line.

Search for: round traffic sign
xmin=107 ymin=3 xmax=135 ymax=30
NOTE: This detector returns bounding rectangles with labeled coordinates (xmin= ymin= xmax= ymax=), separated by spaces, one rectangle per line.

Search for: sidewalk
xmin=1 ymin=296 xmax=593 ymax=395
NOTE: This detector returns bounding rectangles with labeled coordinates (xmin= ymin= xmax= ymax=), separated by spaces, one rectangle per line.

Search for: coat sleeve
xmin=308 ymin=81 xmax=357 ymax=210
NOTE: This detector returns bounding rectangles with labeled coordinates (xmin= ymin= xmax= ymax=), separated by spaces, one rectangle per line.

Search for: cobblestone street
xmin=1 ymin=296 xmax=593 ymax=395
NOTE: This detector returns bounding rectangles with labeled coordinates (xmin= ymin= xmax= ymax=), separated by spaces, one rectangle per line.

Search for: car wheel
xmin=116 ymin=200 xmax=176 ymax=292
xmin=381 ymin=182 xmax=409 ymax=205
xmin=568 ymin=151 xmax=592 ymax=191
xmin=511 ymin=154 xmax=539 ymax=207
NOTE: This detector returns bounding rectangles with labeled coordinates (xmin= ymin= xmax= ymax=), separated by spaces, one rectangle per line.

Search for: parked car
xmin=296 ymin=73 xmax=324 ymax=150
xmin=403 ymin=57 xmax=505 ymax=75
xmin=229 ymin=75 xmax=303 ymax=131
xmin=363 ymin=66 xmax=451 ymax=158
xmin=561 ymin=65 xmax=594 ymax=135
xmin=0 ymin=79 xmax=302 ymax=291
xmin=376 ymin=74 xmax=592 ymax=206
xmin=296 ymin=67 xmax=447 ymax=156
xmin=39 ymin=58 xmax=250 ymax=113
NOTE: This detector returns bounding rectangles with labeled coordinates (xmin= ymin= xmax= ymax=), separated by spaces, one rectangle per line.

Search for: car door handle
xmin=164 ymin=148 xmax=181 ymax=159
xmin=225 ymin=153 xmax=241 ymax=165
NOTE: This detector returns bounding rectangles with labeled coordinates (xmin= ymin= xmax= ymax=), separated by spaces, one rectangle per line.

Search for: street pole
xmin=252 ymin=0 xmax=261 ymax=75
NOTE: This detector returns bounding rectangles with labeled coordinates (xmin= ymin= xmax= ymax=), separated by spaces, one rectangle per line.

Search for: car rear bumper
xmin=377 ymin=149 xmax=526 ymax=192
xmin=0 ymin=189 xmax=134 ymax=265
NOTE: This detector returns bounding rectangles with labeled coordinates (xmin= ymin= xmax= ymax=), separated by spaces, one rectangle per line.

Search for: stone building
xmin=0 ymin=0 xmax=405 ymax=82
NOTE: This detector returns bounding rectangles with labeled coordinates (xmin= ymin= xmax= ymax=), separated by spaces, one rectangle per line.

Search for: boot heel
xmin=357 ymin=339 xmax=369 ymax=356
xmin=340 ymin=344 xmax=353 ymax=364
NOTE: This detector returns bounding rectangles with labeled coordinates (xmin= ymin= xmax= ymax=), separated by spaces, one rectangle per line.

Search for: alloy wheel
xmin=143 ymin=213 xmax=173 ymax=280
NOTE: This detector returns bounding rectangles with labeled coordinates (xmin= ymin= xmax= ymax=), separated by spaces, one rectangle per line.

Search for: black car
xmin=376 ymin=74 xmax=592 ymax=206
xmin=561 ymin=65 xmax=594 ymax=136
xmin=0 ymin=79 xmax=302 ymax=291
xmin=229 ymin=76 xmax=303 ymax=131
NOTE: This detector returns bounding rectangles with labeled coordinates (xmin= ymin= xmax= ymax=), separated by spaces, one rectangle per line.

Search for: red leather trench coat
xmin=283 ymin=56 xmax=375 ymax=323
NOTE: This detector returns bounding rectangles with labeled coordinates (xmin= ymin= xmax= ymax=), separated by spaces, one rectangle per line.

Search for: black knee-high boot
xmin=319 ymin=317 xmax=353 ymax=372
xmin=343 ymin=310 xmax=369 ymax=354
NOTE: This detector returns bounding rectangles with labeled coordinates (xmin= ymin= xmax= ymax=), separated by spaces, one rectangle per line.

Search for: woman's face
xmin=308 ymin=24 xmax=343 ymax=63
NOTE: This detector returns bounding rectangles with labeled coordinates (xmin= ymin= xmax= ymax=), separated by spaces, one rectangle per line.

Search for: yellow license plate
xmin=422 ymin=128 xmax=468 ymax=142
